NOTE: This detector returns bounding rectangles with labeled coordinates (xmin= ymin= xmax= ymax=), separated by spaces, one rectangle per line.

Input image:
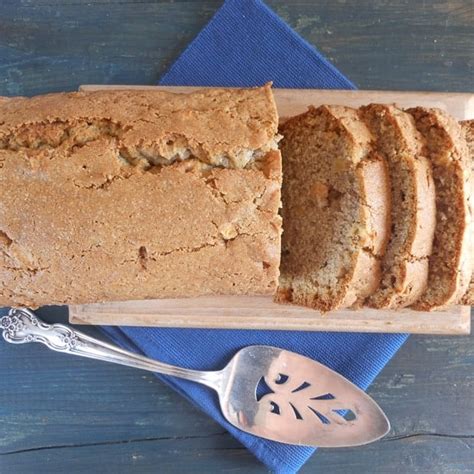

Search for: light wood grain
xmin=79 ymin=85 xmax=474 ymax=120
xmin=71 ymin=85 xmax=473 ymax=334
xmin=69 ymin=297 xmax=471 ymax=335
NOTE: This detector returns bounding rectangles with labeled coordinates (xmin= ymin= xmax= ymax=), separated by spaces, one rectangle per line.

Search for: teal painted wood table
xmin=1 ymin=1 xmax=473 ymax=472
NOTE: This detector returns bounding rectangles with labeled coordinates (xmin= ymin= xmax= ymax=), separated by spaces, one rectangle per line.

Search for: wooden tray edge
xmin=69 ymin=297 xmax=471 ymax=335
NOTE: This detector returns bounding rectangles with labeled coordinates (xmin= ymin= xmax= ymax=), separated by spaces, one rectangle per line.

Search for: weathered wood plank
xmin=2 ymin=435 xmax=473 ymax=474
xmin=1 ymin=308 xmax=473 ymax=473
xmin=0 ymin=0 xmax=473 ymax=472
xmin=1 ymin=1 xmax=472 ymax=97
xmin=0 ymin=1 xmax=220 ymax=96
xmin=268 ymin=0 xmax=474 ymax=92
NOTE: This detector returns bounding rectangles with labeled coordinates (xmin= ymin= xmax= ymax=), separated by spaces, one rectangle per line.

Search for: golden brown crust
xmin=0 ymin=86 xmax=282 ymax=306
xmin=360 ymin=104 xmax=436 ymax=309
xmin=408 ymin=107 xmax=472 ymax=310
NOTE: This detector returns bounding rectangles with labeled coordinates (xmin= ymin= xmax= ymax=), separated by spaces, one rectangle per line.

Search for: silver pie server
xmin=1 ymin=308 xmax=390 ymax=447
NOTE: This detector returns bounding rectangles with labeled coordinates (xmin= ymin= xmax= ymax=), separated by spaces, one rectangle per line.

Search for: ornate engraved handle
xmin=2 ymin=308 xmax=84 ymax=350
xmin=1 ymin=308 xmax=221 ymax=389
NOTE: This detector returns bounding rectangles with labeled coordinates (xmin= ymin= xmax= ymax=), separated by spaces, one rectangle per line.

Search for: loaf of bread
xmin=407 ymin=108 xmax=472 ymax=310
xmin=0 ymin=85 xmax=282 ymax=306
xmin=360 ymin=105 xmax=436 ymax=308
xmin=276 ymin=105 xmax=390 ymax=312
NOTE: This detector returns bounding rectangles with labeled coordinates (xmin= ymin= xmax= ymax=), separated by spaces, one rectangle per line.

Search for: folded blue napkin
xmin=102 ymin=0 xmax=408 ymax=472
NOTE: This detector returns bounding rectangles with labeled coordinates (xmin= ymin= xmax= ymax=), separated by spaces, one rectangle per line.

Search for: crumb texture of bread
xmin=360 ymin=104 xmax=436 ymax=309
xmin=407 ymin=108 xmax=472 ymax=310
xmin=0 ymin=85 xmax=282 ymax=306
xmin=460 ymin=119 xmax=474 ymax=305
xmin=276 ymin=105 xmax=390 ymax=312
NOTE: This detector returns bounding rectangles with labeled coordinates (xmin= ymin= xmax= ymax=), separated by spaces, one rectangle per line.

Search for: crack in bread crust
xmin=0 ymin=86 xmax=282 ymax=307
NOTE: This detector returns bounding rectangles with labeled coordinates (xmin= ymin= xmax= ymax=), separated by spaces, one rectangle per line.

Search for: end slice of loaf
xmin=460 ymin=119 xmax=474 ymax=305
xmin=407 ymin=108 xmax=472 ymax=310
xmin=359 ymin=104 xmax=436 ymax=308
xmin=276 ymin=105 xmax=390 ymax=312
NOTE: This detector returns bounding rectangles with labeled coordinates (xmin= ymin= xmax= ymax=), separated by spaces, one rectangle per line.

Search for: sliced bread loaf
xmin=460 ymin=119 xmax=473 ymax=305
xmin=359 ymin=105 xmax=436 ymax=308
xmin=407 ymin=108 xmax=472 ymax=310
xmin=276 ymin=105 xmax=390 ymax=312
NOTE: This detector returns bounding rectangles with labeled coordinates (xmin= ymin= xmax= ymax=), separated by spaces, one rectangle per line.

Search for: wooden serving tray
xmin=69 ymin=85 xmax=473 ymax=335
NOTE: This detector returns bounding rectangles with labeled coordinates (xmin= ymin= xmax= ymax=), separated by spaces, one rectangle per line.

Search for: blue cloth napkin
xmin=102 ymin=1 xmax=408 ymax=472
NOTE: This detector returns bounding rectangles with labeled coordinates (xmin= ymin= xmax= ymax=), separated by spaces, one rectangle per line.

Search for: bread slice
xmin=407 ymin=108 xmax=472 ymax=310
xmin=359 ymin=105 xmax=436 ymax=308
xmin=460 ymin=119 xmax=474 ymax=305
xmin=276 ymin=105 xmax=390 ymax=312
